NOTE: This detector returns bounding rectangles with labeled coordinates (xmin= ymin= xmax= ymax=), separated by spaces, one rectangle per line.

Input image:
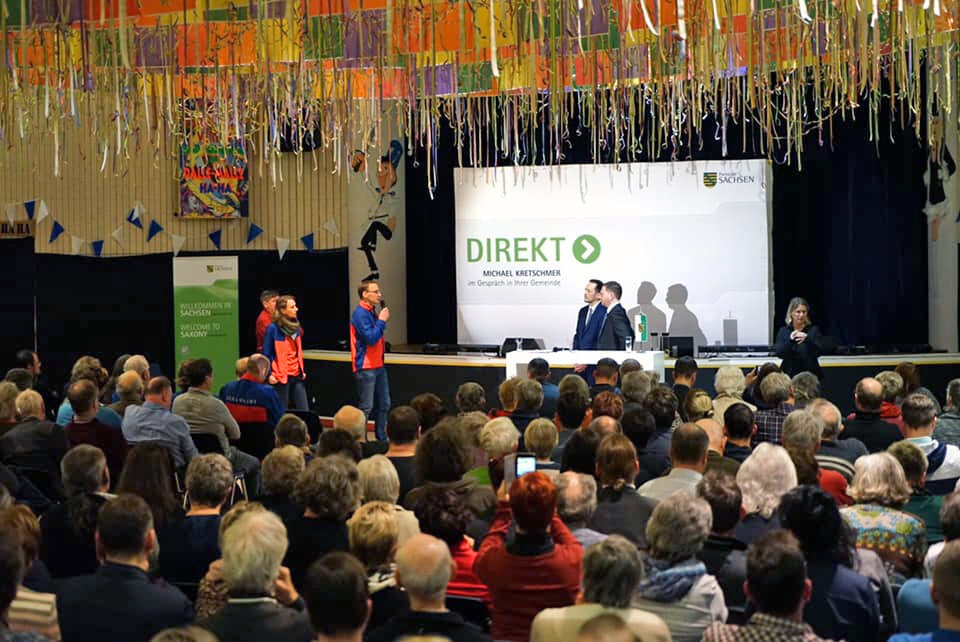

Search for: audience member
xmin=470 ymin=417 xmax=519 ymax=486
xmin=556 ymin=472 xmax=607 ymax=549
xmin=198 ymin=510 xmax=313 ymax=642
xmin=524 ymin=418 xmax=560 ymax=472
xmin=842 ymin=452 xmax=927 ymax=583
xmin=843 ymin=377 xmax=905 ymax=453
xmin=333 ymin=404 xmax=387 ymax=457
xmin=255 ymin=290 xmax=279 ymax=353
xmin=889 ymin=541 xmax=960 ymax=642
xmin=531 ymin=536 xmax=671 ymax=642
xmin=632 ymin=491 xmax=727 ymax=642
xmin=701 ymin=531 xmax=825 ymax=641
xmin=285 ymin=455 xmax=356 ymax=590
xmin=0 ymin=527 xmax=50 ymax=642
xmin=116 ymin=444 xmax=182 ymax=530
xmin=0 ymin=382 xmax=19 ymax=435
xmin=455 ymin=382 xmax=487 ymax=415
xmin=876 ymin=370 xmax=908 ymax=433
xmin=586 ymin=415 xmax=621 ymax=438
xmin=808 ymin=397 xmax=868 ymax=481
xmin=672 ymin=356 xmax=698 ymax=419
xmin=896 ymin=362 xmax=942 ymax=412
xmin=4 ymin=369 xmax=33 ymax=393
xmin=527 ymin=358 xmax=559 ymax=419
xmin=591 ymin=392 xmax=624 ymax=424
xmin=0 ymin=506 xmax=59 ymax=639
xmin=560 ymin=428 xmax=601 ymax=476
xmin=619 ymin=359 xmax=643 ymax=377
xmin=385 ymin=405 xmax=419 ymax=499
xmin=621 ymin=371 xmax=654 ymax=408
xmin=903 ymin=393 xmax=960 ymax=494
xmin=357 ymin=455 xmax=420 ymax=544
xmin=698 ymin=417 xmax=740 ymax=477
xmin=753 ymin=372 xmax=796 ymax=444
xmin=0 ymin=389 xmax=68 ymax=490
xmin=638 ymin=423 xmax=708 ymax=502
xmin=346 ymin=501 xmax=409 ymax=629
xmin=924 ymin=491 xmax=960 ymax=576
xmin=475 ymin=471 xmax=582 ymax=641
xmin=410 ymin=393 xmax=448 ymax=433
xmin=317 ymin=428 xmax=362 ymax=461
xmin=100 ymin=354 xmax=131 ymax=406
xmin=219 ymin=353 xmax=284 ymax=427
xmin=509 ymin=380 xmax=544 ymax=435
xmin=890 ymin=440 xmax=945 ymax=544
xmin=639 ymin=386 xmax=678 ymax=477
xmin=57 ymin=494 xmax=194 ymax=641
xmin=734 ymin=443 xmax=797 ymax=545
xmin=696 ymin=471 xmax=747 ymax=615
xmin=491 ymin=377 xmax=521 ymax=418
xmin=302 ymin=552 xmax=370 ymax=642
xmin=55 ymin=356 xmax=118 ymax=427
xmin=934 ymin=379 xmax=960 ymax=447
xmin=590 ymin=358 xmax=620 ymax=399
xmin=722 ymin=403 xmax=755 ymax=463
xmin=781 ymin=409 xmax=851 ymax=505
xmin=791 ymin=372 xmax=821 ymax=408
xmin=712 ymin=366 xmax=757 ymax=420
xmin=683 ymin=389 xmax=713 ymax=422
xmin=458 ymin=410 xmax=490 ymax=470
xmin=575 ymin=613 xmax=638 ymax=642
xmin=109 ymin=370 xmax=145 ymax=418
xmin=274 ymin=413 xmax=313 ymax=460
xmin=40 ymin=445 xmax=112 ymax=578
xmin=123 ymin=377 xmax=198 ymax=469
xmin=259 ymin=446 xmax=305 ymax=523
xmin=620 ymin=406 xmax=656 ymax=481
xmin=590 ymin=434 xmax=657 ymax=547
xmin=65 ymin=378 xmax=128 ymax=479
xmin=552 ymin=388 xmax=591 ymax=462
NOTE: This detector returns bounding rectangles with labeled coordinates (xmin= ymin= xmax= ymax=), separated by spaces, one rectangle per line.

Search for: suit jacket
xmin=596 ymin=303 xmax=634 ymax=350
xmin=199 ymin=599 xmax=314 ymax=642
xmin=57 ymin=563 xmax=193 ymax=642
xmin=573 ymin=304 xmax=606 ymax=350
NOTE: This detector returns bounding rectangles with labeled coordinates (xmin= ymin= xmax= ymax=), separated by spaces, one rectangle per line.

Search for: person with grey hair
xmin=285 ymin=455 xmax=357 ymax=590
xmin=556 ymin=472 xmax=607 ymax=549
xmin=711 ymin=366 xmax=757 ymax=421
xmin=903 ymin=392 xmax=960 ymax=495
xmin=621 ymin=371 xmax=654 ymax=406
xmin=734 ymin=443 xmax=797 ymax=545
xmin=632 ymin=492 xmax=727 ymax=642
xmin=0 ymin=388 xmax=67 ymax=489
xmin=531 ymin=536 xmax=671 ymax=642
xmin=510 ymin=378 xmax=544 ymax=435
xmin=790 ymin=372 xmax=821 ymax=408
xmin=357 ymin=455 xmax=420 ymax=546
xmin=150 ymin=626 xmax=219 ymax=642
xmin=469 ymin=417 xmax=519 ymax=486
xmin=807 ymin=397 xmax=867 ymax=482
xmin=455 ymin=382 xmax=487 ymax=414
xmin=198 ymin=510 xmax=313 ymax=642
xmin=774 ymin=296 xmax=823 ymax=378
xmin=754 ymin=372 xmax=796 ymax=444
xmin=159 ymin=453 xmax=234 ymax=586
xmin=366 ymin=533 xmax=491 ymax=642
xmin=874 ymin=370 xmax=907 ymax=433
xmin=781 ymin=409 xmax=851 ymax=505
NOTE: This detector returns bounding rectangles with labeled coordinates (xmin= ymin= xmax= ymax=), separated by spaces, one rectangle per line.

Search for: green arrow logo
xmin=572 ymin=234 xmax=601 ymax=264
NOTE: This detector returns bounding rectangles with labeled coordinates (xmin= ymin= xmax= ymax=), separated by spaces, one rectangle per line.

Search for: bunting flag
xmin=322 ymin=219 xmax=340 ymax=238
xmin=3 ymin=204 xmax=16 ymax=224
xmin=171 ymin=234 xmax=187 ymax=256
xmin=23 ymin=200 xmax=36 ymax=220
xmin=35 ymin=201 xmax=49 ymax=224
xmin=276 ymin=237 xmax=290 ymax=260
xmin=247 ymin=223 xmax=263 ymax=244
xmin=208 ymin=230 xmax=222 ymax=250
xmin=300 ymin=233 xmax=315 ymax=252
xmin=49 ymin=221 xmax=65 ymax=243
xmin=70 ymin=235 xmax=85 ymax=255
xmin=147 ymin=219 xmax=164 ymax=242
xmin=111 ymin=225 xmax=125 ymax=247
xmin=91 ymin=240 xmax=105 ymax=257
xmin=127 ymin=206 xmax=143 ymax=229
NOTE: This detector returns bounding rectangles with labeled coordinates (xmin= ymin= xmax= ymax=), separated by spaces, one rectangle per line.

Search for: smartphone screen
xmin=515 ymin=454 xmax=537 ymax=478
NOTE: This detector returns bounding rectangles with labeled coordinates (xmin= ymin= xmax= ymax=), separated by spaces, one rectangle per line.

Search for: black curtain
xmin=0 ymin=239 xmax=38 ymax=359
xmin=406 ymin=97 xmax=928 ymax=347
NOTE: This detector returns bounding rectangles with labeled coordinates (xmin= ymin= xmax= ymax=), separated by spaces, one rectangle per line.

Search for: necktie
xmin=585 ymin=306 xmax=594 ymax=327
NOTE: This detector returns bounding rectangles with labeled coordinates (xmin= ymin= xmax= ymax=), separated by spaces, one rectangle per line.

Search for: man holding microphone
xmin=351 ymin=279 xmax=391 ymax=440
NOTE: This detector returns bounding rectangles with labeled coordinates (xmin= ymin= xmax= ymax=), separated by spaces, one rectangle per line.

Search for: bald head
xmin=855 ymin=377 xmax=883 ymax=413
xmin=696 ymin=418 xmax=725 ymax=454
xmin=394 ymin=534 xmax=455 ymax=606
xmin=588 ymin=415 xmax=621 ymax=438
xmin=333 ymin=405 xmax=367 ymax=442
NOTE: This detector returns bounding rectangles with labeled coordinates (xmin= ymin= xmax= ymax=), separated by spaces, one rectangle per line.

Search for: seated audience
xmin=575 ymin=613 xmax=639 ymax=642
xmin=591 ymin=392 xmax=624 ymax=423
xmin=632 ymin=491 xmax=727 ymax=642
xmin=0 ymin=506 xmax=58 ymax=639
xmin=116 ymin=444 xmax=183 ymax=531
xmin=333 ymin=405 xmax=386 ymax=458
xmin=198 ymin=510 xmax=313 ymax=642
xmin=57 ymin=494 xmax=194 ymax=642
xmin=40 ymin=445 xmax=112 ymax=578
xmin=475 ymin=471 xmax=582 ymax=642
xmin=149 ymin=627 xmax=218 ymax=642
xmin=345 ymin=501 xmax=408 ymax=630
xmin=742 ymin=363 xmax=780 ymax=410
xmin=808 ymin=397 xmax=868 ymax=481
xmin=384 ymin=405 xmax=419 ymax=500
xmin=302 ymin=552 xmax=370 ymax=642
xmin=903 ymin=392 xmax=960 ymax=494
xmin=590 ymin=358 xmax=620 ymax=399
xmin=510 ymin=379 xmax=544 ymax=435
xmin=702 ymin=531 xmax=825 ymax=641
xmin=274 ymin=414 xmax=313 ymax=461
xmin=158 ymin=454 xmax=233 ymax=586
xmin=316 ymin=428 xmax=361 ymax=461
xmin=639 ymin=386 xmax=679 ymax=477
xmin=455 ymin=382 xmax=487 ymax=415
xmin=284 ymin=455 xmax=356 ymax=590
xmin=0 ymin=389 xmax=68 ymax=490
xmin=108 ymin=370 xmax=144 ymax=418
xmin=734 ymin=443 xmax=797 ymax=545
xmin=531 ymin=536 xmax=671 ymax=642
xmin=638 ymin=423 xmax=709 ymax=502
xmin=557 ymin=471 xmax=607 ymax=549
xmin=410 ymin=392 xmax=448 ymax=432
xmin=524 ymin=419 xmax=560 ymax=473
xmin=696 ymin=471 xmax=747 ymax=615
xmin=356 ymin=455 xmax=419 ymax=544
xmin=490 ymin=377 xmax=521 ymax=418
xmin=219 ymin=353 xmax=283 ymax=427
xmin=367 ymin=534 xmax=490 ymax=642
xmin=413 ymin=487 xmax=490 ymax=603
xmin=560 ymin=428 xmax=601 ymax=476
xmin=65 ymin=379 xmax=128 ymax=479
xmin=552 ymin=381 xmax=592 ymax=463
xmin=934 ymin=379 xmax=960 ymax=447
xmin=100 ymin=354 xmax=130 ymax=405
xmin=698 ymin=417 xmax=740 ymax=477
xmin=621 ymin=371 xmax=654 ymax=409
xmin=924 ymin=491 xmax=960 ymax=576
xmin=259 ymin=446 xmax=305 ymax=523
xmin=753 ymin=372 xmax=796 ymax=444
xmin=672 ymin=356 xmax=697 ymax=419
xmin=791 ymin=371 xmax=821 ymax=408
xmin=683 ymin=389 xmax=713 ymax=422
xmin=586 ymin=415 xmax=621 ymax=438
xmin=889 ymin=541 xmax=960 ymax=642
xmin=843 ymin=377 xmax=905 ymax=453
xmin=589 ymin=434 xmax=657 ymax=547
xmin=890 ymin=440 xmax=945 ymax=544
xmin=722 ymin=403 xmax=755 ymax=463
xmin=842 ymin=452 xmax=927 ymax=583
xmin=619 ymin=405 xmax=656 ymax=475
xmin=896 ymin=361 xmax=942 ymax=412
xmin=620 ymin=359 xmax=642 ymax=377
xmin=712 ymin=366 xmax=757 ymax=420
xmin=470 ymin=417 xmax=519 ymax=486
xmin=55 ymin=357 xmax=119 ymax=428
xmin=528 ymin=358 xmax=559 ymax=419
xmin=4 ymin=369 xmax=33 ymax=394
xmin=876 ymin=370 xmax=908 ymax=433
xmin=781 ymin=409 xmax=851 ymax=505
xmin=0 ymin=527 xmax=49 ymax=642
xmin=123 ymin=377 xmax=198 ymax=469
xmin=779 ymin=485 xmax=885 ymax=641
xmin=458 ymin=411 xmax=491 ymax=471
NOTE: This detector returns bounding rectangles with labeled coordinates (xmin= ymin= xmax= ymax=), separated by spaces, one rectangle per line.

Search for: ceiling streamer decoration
xmin=0 ymin=0 xmax=957 ymax=188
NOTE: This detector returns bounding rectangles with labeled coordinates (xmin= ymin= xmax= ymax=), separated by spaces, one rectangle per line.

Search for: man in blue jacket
xmin=219 ymin=353 xmax=284 ymax=427
xmin=351 ymin=279 xmax=391 ymax=440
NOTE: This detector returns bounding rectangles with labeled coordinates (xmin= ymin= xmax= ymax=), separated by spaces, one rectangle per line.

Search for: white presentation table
xmin=505 ymin=350 xmax=665 ymax=381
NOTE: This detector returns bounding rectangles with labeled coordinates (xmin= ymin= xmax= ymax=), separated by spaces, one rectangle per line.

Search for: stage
xmin=303 ymin=349 xmax=960 ymax=418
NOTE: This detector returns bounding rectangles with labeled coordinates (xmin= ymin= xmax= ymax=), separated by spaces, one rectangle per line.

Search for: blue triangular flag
xmin=300 ymin=233 xmax=314 ymax=252
xmin=147 ymin=219 xmax=164 ymax=242
xmin=91 ymin=240 xmax=104 ymax=257
xmin=208 ymin=229 xmax=222 ymax=250
xmin=247 ymin=223 xmax=263 ymax=244
xmin=23 ymin=200 xmax=36 ymax=220
xmin=127 ymin=208 xmax=143 ymax=229
xmin=49 ymin=221 xmax=65 ymax=244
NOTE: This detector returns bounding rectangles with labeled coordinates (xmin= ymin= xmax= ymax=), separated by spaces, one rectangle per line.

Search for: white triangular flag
xmin=322 ymin=219 xmax=340 ymax=238
xmin=3 ymin=204 xmax=16 ymax=223
xmin=36 ymin=200 xmax=49 ymax=224
xmin=276 ymin=237 xmax=290 ymax=260
xmin=171 ymin=234 xmax=187 ymax=256
xmin=134 ymin=200 xmax=146 ymax=218
xmin=111 ymin=225 xmax=125 ymax=247
xmin=70 ymin=235 xmax=85 ymax=255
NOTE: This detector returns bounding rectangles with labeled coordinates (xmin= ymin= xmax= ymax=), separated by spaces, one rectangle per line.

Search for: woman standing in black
xmin=775 ymin=297 xmax=823 ymax=379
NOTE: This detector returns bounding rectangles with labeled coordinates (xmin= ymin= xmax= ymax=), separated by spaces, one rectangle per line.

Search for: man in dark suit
xmin=596 ymin=281 xmax=635 ymax=350
xmin=573 ymin=279 xmax=606 ymax=350
xmin=57 ymin=494 xmax=194 ymax=642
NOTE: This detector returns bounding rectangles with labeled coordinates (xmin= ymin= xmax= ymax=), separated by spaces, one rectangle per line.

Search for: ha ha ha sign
xmin=179 ymin=140 xmax=250 ymax=219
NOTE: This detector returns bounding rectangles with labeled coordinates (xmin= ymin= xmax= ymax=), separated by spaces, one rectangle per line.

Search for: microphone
xmin=380 ymin=299 xmax=388 ymax=312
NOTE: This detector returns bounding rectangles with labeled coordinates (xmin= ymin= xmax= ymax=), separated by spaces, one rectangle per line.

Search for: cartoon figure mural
xmin=351 ymin=140 xmax=403 ymax=281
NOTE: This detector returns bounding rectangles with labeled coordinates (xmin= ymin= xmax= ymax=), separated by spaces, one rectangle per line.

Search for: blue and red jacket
xmin=350 ymin=301 xmax=386 ymax=373
xmin=219 ymin=374 xmax=285 ymax=426
xmin=262 ymin=323 xmax=305 ymax=384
